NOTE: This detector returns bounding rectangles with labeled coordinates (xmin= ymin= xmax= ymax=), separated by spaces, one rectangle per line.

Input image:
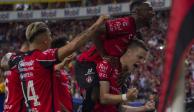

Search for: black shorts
xmin=75 ymin=61 xmax=99 ymax=89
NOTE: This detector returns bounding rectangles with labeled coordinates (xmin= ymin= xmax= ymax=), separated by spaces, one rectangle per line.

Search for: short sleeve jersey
xmin=4 ymin=53 xmax=27 ymax=112
xmin=94 ymin=60 xmax=122 ymax=112
xmin=17 ymin=49 xmax=60 ymax=112
xmin=53 ymin=69 xmax=73 ymax=112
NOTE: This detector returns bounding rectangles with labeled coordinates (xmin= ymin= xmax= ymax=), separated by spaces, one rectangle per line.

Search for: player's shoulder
xmin=26 ymin=49 xmax=57 ymax=59
xmin=43 ymin=48 xmax=57 ymax=55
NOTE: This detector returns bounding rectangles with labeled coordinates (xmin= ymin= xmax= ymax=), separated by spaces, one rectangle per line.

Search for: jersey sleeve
xmin=96 ymin=60 xmax=112 ymax=81
xmin=105 ymin=16 xmax=136 ymax=38
xmin=42 ymin=48 xmax=59 ymax=63
xmin=39 ymin=49 xmax=60 ymax=68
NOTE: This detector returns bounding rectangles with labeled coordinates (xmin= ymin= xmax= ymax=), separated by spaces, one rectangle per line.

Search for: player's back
xmin=3 ymin=53 xmax=26 ymax=112
xmin=17 ymin=49 xmax=59 ymax=112
xmin=3 ymin=69 xmax=26 ymax=112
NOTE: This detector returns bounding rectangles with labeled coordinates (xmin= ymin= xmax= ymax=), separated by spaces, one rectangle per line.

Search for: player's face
xmin=137 ymin=3 xmax=154 ymax=21
xmin=123 ymin=47 xmax=147 ymax=71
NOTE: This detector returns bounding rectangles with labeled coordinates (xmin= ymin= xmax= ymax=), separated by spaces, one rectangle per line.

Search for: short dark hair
xmin=130 ymin=0 xmax=146 ymax=12
xmin=128 ymin=38 xmax=148 ymax=51
xmin=51 ymin=37 xmax=68 ymax=48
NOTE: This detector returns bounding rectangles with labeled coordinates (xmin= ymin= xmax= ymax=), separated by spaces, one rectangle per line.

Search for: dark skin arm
xmin=57 ymin=15 xmax=108 ymax=61
xmin=92 ymin=24 xmax=107 ymax=57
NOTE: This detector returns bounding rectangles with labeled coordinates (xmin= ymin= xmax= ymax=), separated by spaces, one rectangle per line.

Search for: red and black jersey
xmin=53 ymin=69 xmax=73 ymax=112
xmin=94 ymin=60 xmax=122 ymax=112
xmin=4 ymin=70 xmax=26 ymax=112
xmin=17 ymin=49 xmax=60 ymax=112
xmin=78 ymin=16 xmax=136 ymax=63
xmin=4 ymin=53 xmax=26 ymax=112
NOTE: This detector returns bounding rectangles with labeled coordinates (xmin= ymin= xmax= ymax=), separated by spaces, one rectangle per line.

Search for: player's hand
xmin=55 ymin=55 xmax=74 ymax=70
xmin=126 ymin=88 xmax=138 ymax=101
xmin=62 ymin=55 xmax=74 ymax=65
xmin=144 ymin=101 xmax=155 ymax=111
xmin=96 ymin=15 xmax=109 ymax=25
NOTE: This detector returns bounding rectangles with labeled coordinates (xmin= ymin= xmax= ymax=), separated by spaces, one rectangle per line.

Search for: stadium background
xmin=0 ymin=0 xmax=193 ymax=112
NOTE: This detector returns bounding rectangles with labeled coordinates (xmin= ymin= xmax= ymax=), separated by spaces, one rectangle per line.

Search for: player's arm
xmin=99 ymin=81 xmax=138 ymax=104
xmin=92 ymin=24 xmax=107 ymax=57
xmin=57 ymin=15 xmax=108 ymax=61
xmin=121 ymin=105 xmax=147 ymax=112
xmin=121 ymin=101 xmax=155 ymax=112
xmin=54 ymin=55 xmax=73 ymax=70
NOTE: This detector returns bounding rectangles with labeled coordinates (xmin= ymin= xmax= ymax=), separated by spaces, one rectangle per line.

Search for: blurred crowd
xmin=0 ymin=9 xmax=194 ymax=110
xmin=0 ymin=0 xmax=129 ymax=11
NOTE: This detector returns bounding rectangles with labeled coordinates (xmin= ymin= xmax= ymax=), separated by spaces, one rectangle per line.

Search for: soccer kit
xmin=75 ymin=16 xmax=136 ymax=112
xmin=17 ymin=49 xmax=60 ymax=112
xmin=53 ymin=69 xmax=73 ymax=112
xmin=3 ymin=70 xmax=27 ymax=112
xmin=4 ymin=53 xmax=27 ymax=112
xmin=76 ymin=16 xmax=136 ymax=88
xmin=94 ymin=60 xmax=122 ymax=112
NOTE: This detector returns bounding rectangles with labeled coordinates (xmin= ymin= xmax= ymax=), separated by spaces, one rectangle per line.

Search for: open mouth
xmin=133 ymin=63 xmax=139 ymax=68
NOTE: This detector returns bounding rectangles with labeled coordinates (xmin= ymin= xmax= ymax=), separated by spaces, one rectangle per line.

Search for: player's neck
xmin=132 ymin=14 xmax=148 ymax=30
xmin=29 ymin=43 xmax=45 ymax=51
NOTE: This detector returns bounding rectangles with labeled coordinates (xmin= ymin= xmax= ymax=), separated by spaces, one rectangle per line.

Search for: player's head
xmin=26 ymin=22 xmax=52 ymax=51
xmin=130 ymin=0 xmax=154 ymax=22
xmin=0 ymin=53 xmax=13 ymax=71
xmin=51 ymin=37 xmax=69 ymax=48
xmin=120 ymin=38 xmax=148 ymax=71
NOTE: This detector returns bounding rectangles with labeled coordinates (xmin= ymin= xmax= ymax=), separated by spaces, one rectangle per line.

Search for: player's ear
xmin=124 ymin=49 xmax=132 ymax=57
xmin=43 ymin=39 xmax=49 ymax=45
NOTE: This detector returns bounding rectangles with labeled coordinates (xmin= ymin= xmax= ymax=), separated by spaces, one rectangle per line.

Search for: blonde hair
xmin=26 ymin=22 xmax=50 ymax=42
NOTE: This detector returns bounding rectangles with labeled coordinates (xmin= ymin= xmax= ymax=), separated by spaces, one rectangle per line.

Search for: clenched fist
xmin=126 ymin=88 xmax=138 ymax=101
xmin=144 ymin=101 xmax=155 ymax=111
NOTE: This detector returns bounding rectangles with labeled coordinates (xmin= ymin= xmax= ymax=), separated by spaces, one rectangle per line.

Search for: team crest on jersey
xmin=84 ymin=68 xmax=95 ymax=76
xmin=98 ymin=63 xmax=109 ymax=73
xmin=86 ymin=76 xmax=93 ymax=83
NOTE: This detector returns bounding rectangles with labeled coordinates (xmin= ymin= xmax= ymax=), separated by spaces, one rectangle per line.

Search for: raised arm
xmin=92 ymin=24 xmax=107 ymax=57
xmin=57 ymin=15 xmax=108 ymax=61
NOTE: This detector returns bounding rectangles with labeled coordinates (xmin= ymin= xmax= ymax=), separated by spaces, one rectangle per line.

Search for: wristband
xmin=121 ymin=94 xmax=128 ymax=101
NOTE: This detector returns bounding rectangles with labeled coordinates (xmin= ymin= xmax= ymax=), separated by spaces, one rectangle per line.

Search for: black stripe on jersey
xmin=50 ymin=68 xmax=55 ymax=112
xmin=38 ymin=60 xmax=56 ymax=68
xmin=19 ymin=98 xmax=24 ymax=112
xmin=16 ymin=56 xmax=32 ymax=112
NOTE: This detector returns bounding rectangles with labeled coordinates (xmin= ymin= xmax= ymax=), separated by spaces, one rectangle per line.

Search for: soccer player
xmin=78 ymin=0 xmax=155 ymax=63
xmin=51 ymin=37 xmax=73 ymax=112
xmin=15 ymin=15 xmax=107 ymax=112
xmin=1 ymin=42 xmax=29 ymax=112
xmin=75 ymin=0 xmax=154 ymax=111
xmin=94 ymin=38 xmax=155 ymax=112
